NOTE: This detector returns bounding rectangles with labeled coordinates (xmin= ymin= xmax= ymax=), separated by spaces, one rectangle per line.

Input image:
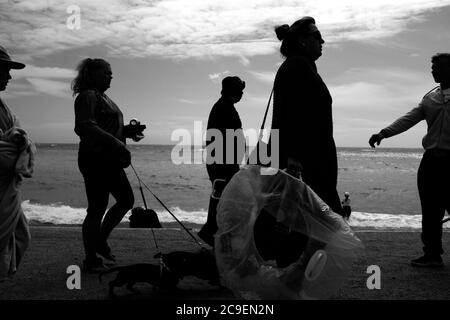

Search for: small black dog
xmin=155 ymin=248 xmax=221 ymax=286
xmin=99 ymin=263 xmax=179 ymax=298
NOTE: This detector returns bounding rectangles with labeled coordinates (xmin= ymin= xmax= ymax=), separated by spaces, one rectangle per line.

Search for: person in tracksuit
xmin=369 ymin=53 xmax=450 ymax=268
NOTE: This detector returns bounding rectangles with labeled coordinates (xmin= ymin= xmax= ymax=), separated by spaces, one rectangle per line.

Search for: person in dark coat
xmin=198 ymin=76 xmax=246 ymax=246
xmin=270 ymin=16 xmax=342 ymax=215
xmin=252 ymin=17 xmax=343 ymax=268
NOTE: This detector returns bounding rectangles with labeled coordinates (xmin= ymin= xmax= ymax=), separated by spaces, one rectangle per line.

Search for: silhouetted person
xmin=253 ymin=17 xmax=343 ymax=268
xmin=198 ymin=76 xmax=246 ymax=246
xmin=72 ymin=58 xmax=145 ymax=272
xmin=369 ymin=53 xmax=450 ymax=268
xmin=0 ymin=45 xmax=32 ymax=282
xmin=270 ymin=17 xmax=342 ymax=215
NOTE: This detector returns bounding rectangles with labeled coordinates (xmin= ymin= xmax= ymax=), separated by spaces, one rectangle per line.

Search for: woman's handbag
xmin=129 ymin=178 xmax=162 ymax=228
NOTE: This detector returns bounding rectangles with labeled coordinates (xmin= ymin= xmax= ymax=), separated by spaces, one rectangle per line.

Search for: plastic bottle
xmin=341 ymin=192 xmax=351 ymax=219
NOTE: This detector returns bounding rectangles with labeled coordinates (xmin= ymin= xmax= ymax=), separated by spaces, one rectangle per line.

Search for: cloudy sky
xmin=1 ymin=0 xmax=450 ymax=147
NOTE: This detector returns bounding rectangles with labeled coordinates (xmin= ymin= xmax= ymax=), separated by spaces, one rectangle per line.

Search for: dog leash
xmin=130 ymin=163 xmax=203 ymax=249
xmin=131 ymin=163 xmax=160 ymax=252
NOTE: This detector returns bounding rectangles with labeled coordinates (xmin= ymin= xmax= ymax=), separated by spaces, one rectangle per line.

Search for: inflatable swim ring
xmin=214 ymin=165 xmax=363 ymax=300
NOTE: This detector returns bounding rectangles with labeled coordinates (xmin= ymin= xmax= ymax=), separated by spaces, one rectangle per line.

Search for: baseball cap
xmin=0 ymin=45 xmax=25 ymax=69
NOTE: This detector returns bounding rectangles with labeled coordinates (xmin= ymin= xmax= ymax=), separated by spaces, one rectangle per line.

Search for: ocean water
xmin=20 ymin=144 xmax=449 ymax=230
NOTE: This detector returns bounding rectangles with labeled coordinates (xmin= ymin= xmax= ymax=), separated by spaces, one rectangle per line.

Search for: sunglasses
xmin=309 ymin=31 xmax=323 ymax=41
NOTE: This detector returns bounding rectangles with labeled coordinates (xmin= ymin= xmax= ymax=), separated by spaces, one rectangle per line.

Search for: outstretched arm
xmin=369 ymin=103 xmax=425 ymax=148
xmin=369 ymin=132 xmax=385 ymax=148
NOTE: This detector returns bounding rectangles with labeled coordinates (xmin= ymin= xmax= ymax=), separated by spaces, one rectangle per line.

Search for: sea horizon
xmin=20 ymin=143 xmax=447 ymax=230
xmin=35 ymin=142 xmax=424 ymax=150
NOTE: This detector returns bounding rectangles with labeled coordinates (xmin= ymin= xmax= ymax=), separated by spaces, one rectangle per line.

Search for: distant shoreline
xmin=34 ymin=142 xmax=424 ymax=150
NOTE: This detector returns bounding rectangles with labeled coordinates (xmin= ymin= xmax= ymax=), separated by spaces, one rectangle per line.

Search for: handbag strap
xmin=260 ymin=88 xmax=274 ymax=130
xmin=258 ymin=88 xmax=274 ymax=141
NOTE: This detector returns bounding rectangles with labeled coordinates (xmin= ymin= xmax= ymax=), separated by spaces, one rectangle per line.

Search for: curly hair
xmin=431 ymin=53 xmax=450 ymax=65
xmin=71 ymin=58 xmax=110 ymax=96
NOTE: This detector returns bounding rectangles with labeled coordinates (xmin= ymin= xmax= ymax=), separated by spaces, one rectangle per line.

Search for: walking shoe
xmin=411 ymin=255 xmax=444 ymax=268
xmin=82 ymin=257 xmax=109 ymax=273
xmin=96 ymin=242 xmax=116 ymax=262
xmin=96 ymin=248 xmax=116 ymax=262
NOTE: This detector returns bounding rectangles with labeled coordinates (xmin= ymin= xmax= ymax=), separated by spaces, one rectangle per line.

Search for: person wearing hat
xmin=369 ymin=53 xmax=450 ymax=268
xmin=198 ymin=76 xmax=246 ymax=246
xmin=0 ymin=45 xmax=32 ymax=282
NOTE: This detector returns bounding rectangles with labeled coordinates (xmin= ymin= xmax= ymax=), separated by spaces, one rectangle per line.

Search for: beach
xmin=2 ymin=144 xmax=449 ymax=301
xmin=0 ymin=226 xmax=449 ymax=300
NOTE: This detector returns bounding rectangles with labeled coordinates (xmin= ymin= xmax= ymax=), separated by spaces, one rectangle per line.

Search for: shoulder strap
xmin=260 ymin=88 xmax=274 ymax=131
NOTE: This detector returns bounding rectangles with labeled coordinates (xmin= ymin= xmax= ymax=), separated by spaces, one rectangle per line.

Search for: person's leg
xmin=417 ymin=152 xmax=445 ymax=259
xmin=80 ymin=166 xmax=110 ymax=263
xmin=198 ymin=187 xmax=219 ymax=247
xmin=0 ymin=241 xmax=11 ymax=281
xmin=301 ymin=162 xmax=342 ymax=216
xmin=99 ymin=167 xmax=134 ymax=251
xmin=199 ymin=167 xmax=236 ymax=246
xmin=11 ymin=212 xmax=31 ymax=269
xmin=321 ymin=188 xmax=343 ymax=216
xmin=303 ymin=178 xmax=342 ymax=217
xmin=443 ymin=155 xmax=450 ymax=242
xmin=275 ymin=230 xmax=309 ymax=268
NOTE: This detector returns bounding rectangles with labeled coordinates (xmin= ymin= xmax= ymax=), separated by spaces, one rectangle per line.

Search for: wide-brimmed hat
xmin=0 ymin=45 xmax=25 ymax=69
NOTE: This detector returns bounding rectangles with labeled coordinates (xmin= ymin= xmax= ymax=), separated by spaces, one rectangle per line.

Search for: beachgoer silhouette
xmin=369 ymin=53 xmax=450 ymax=268
xmin=0 ymin=45 xmax=33 ymax=282
xmin=72 ymin=58 xmax=146 ymax=272
xmin=198 ymin=76 xmax=246 ymax=247
xmin=270 ymin=17 xmax=342 ymax=215
xmin=254 ymin=17 xmax=343 ymax=268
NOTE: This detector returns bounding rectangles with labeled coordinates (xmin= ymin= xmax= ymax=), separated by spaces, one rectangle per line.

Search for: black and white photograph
xmin=0 ymin=0 xmax=449 ymax=312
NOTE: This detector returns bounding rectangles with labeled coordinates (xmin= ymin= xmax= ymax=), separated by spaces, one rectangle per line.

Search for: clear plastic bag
xmin=214 ymin=165 xmax=364 ymax=300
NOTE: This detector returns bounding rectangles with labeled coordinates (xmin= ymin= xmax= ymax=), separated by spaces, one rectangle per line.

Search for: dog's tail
xmin=98 ymin=267 xmax=122 ymax=283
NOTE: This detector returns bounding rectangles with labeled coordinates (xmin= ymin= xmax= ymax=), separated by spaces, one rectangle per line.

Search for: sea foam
xmin=21 ymin=200 xmax=449 ymax=230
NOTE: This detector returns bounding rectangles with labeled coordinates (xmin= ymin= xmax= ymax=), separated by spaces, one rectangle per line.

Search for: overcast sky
xmin=1 ymin=0 xmax=450 ymax=147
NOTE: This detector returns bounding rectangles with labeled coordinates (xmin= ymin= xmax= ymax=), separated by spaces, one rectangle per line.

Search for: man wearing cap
xmin=369 ymin=53 xmax=450 ymax=268
xmin=0 ymin=45 xmax=32 ymax=281
xmin=198 ymin=76 xmax=246 ymax=246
